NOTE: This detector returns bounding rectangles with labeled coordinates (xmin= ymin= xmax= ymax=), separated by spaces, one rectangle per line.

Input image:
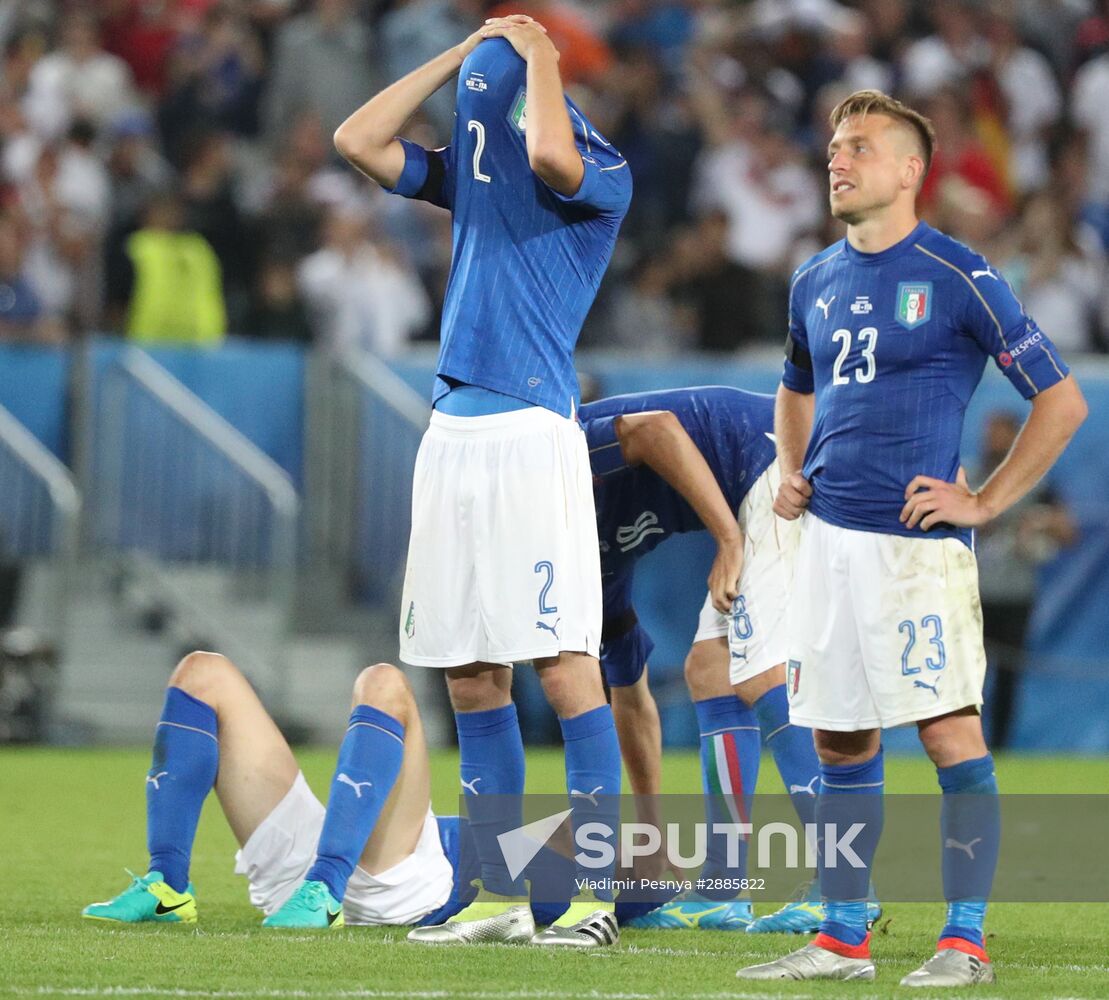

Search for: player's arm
xmin=773 ymin=385 xmax=814 ymax=520
xmin=332 ymin=16 xmax=540 ymax=186
xmin=774 ymin=281 xmax=815 ymax=520
xmin=478 ymin=19 xmax=583 ymax=195
xmin=615 ymin=410 xmax=742 ymax=614
xmin=902 ymin=376 xmax=1087 ymax=530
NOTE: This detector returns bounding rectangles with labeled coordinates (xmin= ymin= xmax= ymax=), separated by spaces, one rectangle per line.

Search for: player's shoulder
xmin=911 ymin=224 xmax=994 ymax=279
xmin=566 ymin=99 xmax=628 ymax=170
xmin=789 ymin=240 xmax=847 ymax=293
xmin=912 ymin=224 xmax=1023 ymax=319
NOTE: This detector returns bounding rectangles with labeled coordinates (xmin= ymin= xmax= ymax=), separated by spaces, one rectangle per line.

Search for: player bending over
xmin=582 ymin=386 xmax=878 ymax=934
xmin=736 ymin=90 xmax=1086 ymax=987
xmin=332 ymin=16 xmax=631 ymax=947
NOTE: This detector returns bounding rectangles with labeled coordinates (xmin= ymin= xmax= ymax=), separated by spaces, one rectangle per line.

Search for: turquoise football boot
xmin=626 ymin=889 xmax=753 ymax=930
xmin=746 ymin=881 xmax=882 ymax=934
xmin=82 ymin=870 xmax=197 ymax=924
xmin=262 ymin=880 xmax=344 ymax=929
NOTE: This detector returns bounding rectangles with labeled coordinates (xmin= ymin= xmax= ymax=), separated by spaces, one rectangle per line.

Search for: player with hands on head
xmin=331 ymin=13 xmax=632 ymax=949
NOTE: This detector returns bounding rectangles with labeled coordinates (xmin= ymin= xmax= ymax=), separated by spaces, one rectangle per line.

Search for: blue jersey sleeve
xmin=964 ymin=272 xmax=1069 ymax=399
xmin=383 ymin=139 xmax=455 ymax=211
xmin=547 ymin=153 xmax=632 ymax=216
xmin=582 ymin=415 xmax=627 ymax=476
xmin=782 ymin=278 xmax=814 ymax=393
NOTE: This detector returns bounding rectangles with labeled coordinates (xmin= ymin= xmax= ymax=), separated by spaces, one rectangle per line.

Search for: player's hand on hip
xmin=901 ymin=467 xmax=986 ymax=530
xmin=480 ymin=17 xmax=558 ymax=62
xmin=708 ymin=535 xmax=744 ymax=614
xmin=773 ymin=472 xmax=811 ymax=520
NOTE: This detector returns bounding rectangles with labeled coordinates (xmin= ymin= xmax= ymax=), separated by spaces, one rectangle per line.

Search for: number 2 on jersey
xmin=467 ymin=119 xmax=491 ymax=183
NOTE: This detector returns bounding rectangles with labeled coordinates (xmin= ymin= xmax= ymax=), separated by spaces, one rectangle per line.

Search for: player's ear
xmin=903 ymin=154 xmax=924 ymax=192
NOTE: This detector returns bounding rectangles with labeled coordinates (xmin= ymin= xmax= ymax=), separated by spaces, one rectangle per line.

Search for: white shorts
xmin=692 ymin=463 xmax=800 ymax=685
xmin=787 ymin=514 xmax=987 ymax=731
xmin=232 ymin=773 xmax=454 ymax=925
xmin=399 ymin=407 xmax=602 ymax=667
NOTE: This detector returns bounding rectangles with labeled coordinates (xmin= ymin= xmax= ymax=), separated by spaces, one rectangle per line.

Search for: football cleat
xmin=900 ymin=947 xmax=995 ymax=987
xmin=746 ymin=894 xmax=883 ymax=935
xmin=626 ymin=889 xmax=752 ymax=931
xmin=82 ymin=870 xmax=197 ymax=924
xmin=262 ymin=880 xmax=344 ymax=929
xmin=407 ymin=882 xmax=534 ymax=944
xmin=736 ymin=941 xmax=876 ymax=981
xmin=531 ymin=891 xmax=618 ymax=948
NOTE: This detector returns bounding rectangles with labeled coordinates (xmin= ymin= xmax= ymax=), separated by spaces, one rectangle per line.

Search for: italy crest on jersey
xmin=509 ymin=88 xmax=527 ymax=133
xmin=895 ymin=282 xmax=932 ymax=329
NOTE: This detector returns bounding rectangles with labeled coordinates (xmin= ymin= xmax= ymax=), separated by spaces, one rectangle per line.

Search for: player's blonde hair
xmin=830 ymin=90 xmax=936 ymax=177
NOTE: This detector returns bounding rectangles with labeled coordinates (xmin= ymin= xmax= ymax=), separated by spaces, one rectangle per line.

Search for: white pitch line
xmin=5 ymin=990 xmax=1106 ymax=1000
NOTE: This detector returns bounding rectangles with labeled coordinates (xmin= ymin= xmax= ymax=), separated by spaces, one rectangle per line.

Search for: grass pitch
xmin=2 ymin=747 xmax=1108 ymax=1000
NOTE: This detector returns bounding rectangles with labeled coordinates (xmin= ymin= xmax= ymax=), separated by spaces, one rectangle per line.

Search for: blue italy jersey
xmin=580 ymin=387 xmax=776 ymax=686
xmin=386 ymin=39 xmax=632 ymax=416
xmin=783 ymin=221 xmax=1069 ymax=544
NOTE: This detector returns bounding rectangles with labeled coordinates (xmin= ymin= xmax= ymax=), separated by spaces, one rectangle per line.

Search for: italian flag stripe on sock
xmin=709 ymin=732 xmax=750 ymax=826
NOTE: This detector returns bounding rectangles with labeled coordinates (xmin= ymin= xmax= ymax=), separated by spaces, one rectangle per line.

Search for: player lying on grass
xmin=581 ymin=386 xmax=879 ymax=933
xmin=83 ymin=653 xmax=465 ymax=930
xmin=81 ymin=651 xmax=616 ymax=939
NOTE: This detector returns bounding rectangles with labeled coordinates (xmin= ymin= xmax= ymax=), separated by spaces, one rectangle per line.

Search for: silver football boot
xmin=407 ymin=884 xmax=534 ymax=945
xmin=900 ymin=948 xmax=995 ymax=987
xmin=530 ymin=891 xmax=619 ymax=948
xmin=736 ymin=942 xmax=876 ymax=981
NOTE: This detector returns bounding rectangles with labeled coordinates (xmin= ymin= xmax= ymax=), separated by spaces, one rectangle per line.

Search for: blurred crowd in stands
xmin=0 ymin=0 xmax=1107 ymax=355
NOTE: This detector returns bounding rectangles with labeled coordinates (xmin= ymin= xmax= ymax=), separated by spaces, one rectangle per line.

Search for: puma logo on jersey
xmin=815 ymin=296 xmax=836 ymax=319
xmin=571 ymin=785 xmax=604 ymax=806
xmin=337 ymin=773 xmax=373 ymax=798
xmin=789 ymin=775 xmax=820 ymax=797
xmin=146 ymin=771 xmax=169 ymax=790
xmin=971 ymin=268 xmax=998 ymax=280
xmin=461 ymin=777 xmax=482 ymax=795
xmin=945 ymin=836 xmax=983 ymax=860
xmin=617 ymin=511 xmax=664 ymax=552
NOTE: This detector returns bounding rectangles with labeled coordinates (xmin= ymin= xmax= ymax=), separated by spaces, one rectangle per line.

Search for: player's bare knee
xmin=814 ymin=728 xmax=879 ymax=767
xmin=446 ymin=669 xmax=510 ymax=713
xmin=918 ymin=709 xmax=988 ymax=768
xmin=168 ymin=650 xmax=238 ymax=703
xmin=352 ymin=662 xmax=413 ymax=719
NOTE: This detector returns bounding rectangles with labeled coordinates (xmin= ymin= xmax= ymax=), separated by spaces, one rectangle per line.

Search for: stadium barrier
xmin=87 ymin=347 xmax=299 ymax=710
xmin=308 ymin=350 xmax=428 ymax=606
xmin=0 ymin=401 xmax=80 ymax=648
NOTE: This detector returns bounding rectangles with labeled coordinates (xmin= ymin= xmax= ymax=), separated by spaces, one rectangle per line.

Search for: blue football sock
xmin=937 ymin=754 xmax=999 ymax=950
xmin=695 ymin=695 xmax=761 ymax=900
xmin=561 ymin=705 xmax=621 ymax=902
xmin=456 ymin=703 xmax=526 ymax=895
xmin=753 ymin=686 xmax=820 ymax=828
xmin=146 ymin=687 xmax=219 ymax=892
xmin=306 ymin=705 xmax=406 ymax=902
xmin=817 ymin=749 xmax=884 ymax=947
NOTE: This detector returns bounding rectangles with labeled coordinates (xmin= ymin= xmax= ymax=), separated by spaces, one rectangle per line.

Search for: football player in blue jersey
xmin=329 ymin=16 xmax=632 ymax=947
xmin=581 ymin=387 xmax=877 ymax=934
xmin=737 ymin=91 xmax=1087 ymax=986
